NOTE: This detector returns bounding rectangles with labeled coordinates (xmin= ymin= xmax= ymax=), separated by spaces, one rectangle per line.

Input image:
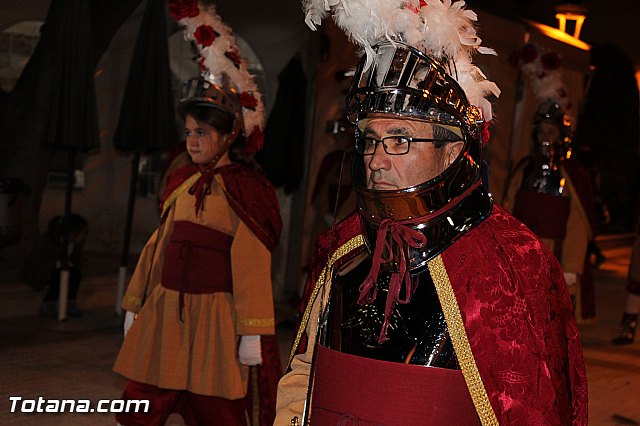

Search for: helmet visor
xmin=346 ymin=42 xmax=474 ymax=127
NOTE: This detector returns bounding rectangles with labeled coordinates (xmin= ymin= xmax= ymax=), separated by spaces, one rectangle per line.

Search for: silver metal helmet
xmin=346 ymin=41 xmax=492 ymax=267
xmin=346 ymin=42 xmax=483 ymax=136
xmin=177 ymin=76 xmax=243 ymax=128
xmin=532 ymin=99 xmax=573 ymax=164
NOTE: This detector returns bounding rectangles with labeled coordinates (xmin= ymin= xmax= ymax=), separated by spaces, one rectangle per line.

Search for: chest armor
xmin=521 ymin=162 xmax=565 ymax=196
xmin=514 ymin=162 xmax=570 ymax=239
xmin=319 ymin=256 xmax=459 ymax=369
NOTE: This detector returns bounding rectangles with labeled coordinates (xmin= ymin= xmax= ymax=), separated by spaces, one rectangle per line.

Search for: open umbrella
xmin=41 ymin=0 xmax=99 ymax=321
xmin=112 ymin=0 xmax=178 ymax=314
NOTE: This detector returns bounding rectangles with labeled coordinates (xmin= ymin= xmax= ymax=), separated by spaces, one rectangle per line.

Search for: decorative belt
xmin=161 ymin=221 xmax=233 ymax=319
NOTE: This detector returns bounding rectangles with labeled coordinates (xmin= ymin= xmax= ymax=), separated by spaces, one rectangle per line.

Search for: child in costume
xmin=114 ymin=3 xmax=282 ymax=424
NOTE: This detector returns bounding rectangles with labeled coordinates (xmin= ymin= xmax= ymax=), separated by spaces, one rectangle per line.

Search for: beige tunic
xmin=114 ymin=175 xmax=275 ymax=399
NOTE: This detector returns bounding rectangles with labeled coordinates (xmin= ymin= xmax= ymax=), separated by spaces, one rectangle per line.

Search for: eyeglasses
xmin=355 ymin=136 xmax=448 ymax=156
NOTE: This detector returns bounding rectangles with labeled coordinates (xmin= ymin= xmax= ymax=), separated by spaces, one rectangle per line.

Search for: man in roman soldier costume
xmin=507 ymin=44 xmax=598 ymax=323
xmin=113 ymin=2 xmax=282 ymax=425
xmin=511 ymin=100 xmax=597 ymax=323
xmin=276 ymin=1 xmax=587 ymax=425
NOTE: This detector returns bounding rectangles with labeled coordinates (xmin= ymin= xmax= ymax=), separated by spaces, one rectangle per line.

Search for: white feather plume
xmin=177 ymin=3 xmax=265 ymax=141
xmin=303 ymin=0 xmax=500 ymax=119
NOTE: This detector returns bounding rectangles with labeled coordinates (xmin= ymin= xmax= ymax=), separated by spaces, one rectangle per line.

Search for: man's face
xmin=184 ymin=115 xmax=231 ymax=166
xmin=361 ymin=117 xmax=463 ymax=190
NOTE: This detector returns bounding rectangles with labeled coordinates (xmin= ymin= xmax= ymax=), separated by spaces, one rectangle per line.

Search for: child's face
xmin=184 ymin=116 xmax=230 ymax=166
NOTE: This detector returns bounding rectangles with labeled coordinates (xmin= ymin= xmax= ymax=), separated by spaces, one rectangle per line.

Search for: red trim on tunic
xmin=311 ymin=345 xmax=479 ymax=425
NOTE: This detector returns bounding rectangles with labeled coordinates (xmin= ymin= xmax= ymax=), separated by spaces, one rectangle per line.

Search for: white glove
xmin=564 ymin=272 xmax=577 ymax=287
xmin=238 ymin=335 xmax=262 ymax=366
xmin=123 ymin=311 xmax=135 ymax=338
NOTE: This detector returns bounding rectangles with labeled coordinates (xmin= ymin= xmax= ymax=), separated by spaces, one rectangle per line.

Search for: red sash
xmin=513 ymin=189 xmax=570 ymax=239
xmin=161 ymin=221 xmax=233 ymax=294
xmin=311 ymin=345 xmax=480 ymax=426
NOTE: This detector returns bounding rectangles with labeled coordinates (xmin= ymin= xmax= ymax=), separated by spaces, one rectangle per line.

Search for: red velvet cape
xmin=295 ymin=206 xmax=588 ymax=425
xmin=161 ymin=162 xmax=282 ymax=426
xmin=161 ymin=163 xmax=282 ymax=252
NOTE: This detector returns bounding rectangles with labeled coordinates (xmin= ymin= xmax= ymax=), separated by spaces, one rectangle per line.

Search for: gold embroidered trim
xmin=161 ymin=172 xmax=202 ymax=217
xmin=287 ymin=234 xmax=366 ymax=367
xmin=214 ymin=173 xmax=225 ymax=189
xmin=428 ymin=255 xmax=499 ymax=426
xmin=124 ymin=294 xmax=142 ymax=308
xmin=239 ymin=318 xmax=275 ymax=327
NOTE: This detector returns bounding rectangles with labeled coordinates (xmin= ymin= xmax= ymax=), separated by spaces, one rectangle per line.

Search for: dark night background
xmin=0 ymin=0 xmax=638 ymax=261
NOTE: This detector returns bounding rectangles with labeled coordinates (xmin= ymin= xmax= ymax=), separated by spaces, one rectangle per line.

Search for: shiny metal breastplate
xmin=521 ymin=163 xmax=565 ymax=196
xmin=320 ymin=257 xmax=459 ymax=369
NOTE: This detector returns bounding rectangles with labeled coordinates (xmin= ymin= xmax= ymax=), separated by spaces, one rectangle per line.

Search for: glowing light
xmin=526 ymin=20 xmax=590 ymax=51
xmin=553 ymin=2 xmax=588 ymax=40
xmin=555 ymin=13 xmax=587 ymax=39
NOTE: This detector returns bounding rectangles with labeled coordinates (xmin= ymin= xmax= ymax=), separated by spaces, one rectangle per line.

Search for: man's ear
xmin=445 ymin=141 xmax=464 ymax=166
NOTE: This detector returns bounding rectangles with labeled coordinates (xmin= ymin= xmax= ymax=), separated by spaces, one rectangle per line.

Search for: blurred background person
xmin=510 ymin=99 xmax=597 ymax=323
xmin=22 ymin=213 xmax=88 ymax=318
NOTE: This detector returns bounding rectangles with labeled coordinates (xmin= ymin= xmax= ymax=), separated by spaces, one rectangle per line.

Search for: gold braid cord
xmin=161 ymin=172 xmax=202 ymax=217
xmin=428 ymin=255 xmax=499 ymax=426
xmin=287 ymin=235 xmax=366 ymax=367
